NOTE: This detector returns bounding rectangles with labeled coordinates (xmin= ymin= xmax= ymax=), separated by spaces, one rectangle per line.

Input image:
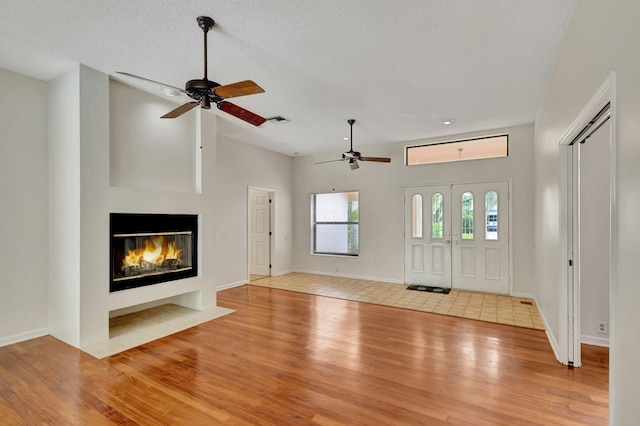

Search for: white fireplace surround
xmin=48 ymin=64 xmax=225 ymax=354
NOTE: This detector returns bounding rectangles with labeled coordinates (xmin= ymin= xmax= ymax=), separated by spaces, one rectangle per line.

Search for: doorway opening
xmin=559 ymin=73 xmax=614 ymax=371
xmin=248 ymin=187 xmax=274 ymax=283
xmin=564 ymin=103 xmax=612 ymax=368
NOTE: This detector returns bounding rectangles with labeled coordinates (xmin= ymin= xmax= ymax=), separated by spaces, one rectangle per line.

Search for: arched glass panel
xmin=485 ymin=191 xmax=498 ymax=240
xmin=432 ymin=193 xmax=443 ymax=238
xmin=412 ymin=194 xmax=423 ymax=238
xmin=461 ymin=192 xmax=474 ymax=239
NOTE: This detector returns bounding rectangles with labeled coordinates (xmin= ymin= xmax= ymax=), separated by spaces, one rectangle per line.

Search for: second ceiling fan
xmin=317 ymin=119 xmax=391 ymax=170
xmin=117 ymin=16 xmax=266 ymax=126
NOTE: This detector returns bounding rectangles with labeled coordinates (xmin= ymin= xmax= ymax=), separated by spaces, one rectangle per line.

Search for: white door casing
xmin=404 ymin=182 xmax=510 ymax=294
xmin=249 ymin=189 xmax=271 ymax=276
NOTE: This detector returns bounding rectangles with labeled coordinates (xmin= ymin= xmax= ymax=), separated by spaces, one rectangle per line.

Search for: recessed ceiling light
xmin=442 ymin=120 xmax=454 ymax=125
xmin=163 ymin=88 xmax=181 ymax=97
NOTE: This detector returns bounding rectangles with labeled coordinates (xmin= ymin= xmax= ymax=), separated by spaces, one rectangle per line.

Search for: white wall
xmin=0 ymin=68 xmax=49 ymax=345
xmin=106 ymin=86 xmax=219 ymax=314
xmin=46 ymin=65 xmax=222 ymax=350
xmin=215 ymin=133 xmax=294 ymax=288
xmin=293 ymin=124 xmax=535 ymax=294
xmin=110 ymin=80 xmax=197 ymax=193
xmin=0 ymin=64 xmax=294 ymax=347
xmin=534 ymin=1 xmax=640 ymax=422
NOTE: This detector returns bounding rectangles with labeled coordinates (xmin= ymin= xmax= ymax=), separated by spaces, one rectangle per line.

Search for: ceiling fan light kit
xmin=117 ymin=16 xmax=266 ymax=126
xmin=315 ymin=119 xmax=391 ymax=170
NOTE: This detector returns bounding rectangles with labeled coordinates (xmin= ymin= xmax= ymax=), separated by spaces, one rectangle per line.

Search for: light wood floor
xmin=0 ymin=285 xmax=607 ymax=424
xmin=252 ymin=273 xmax=545 ymax=330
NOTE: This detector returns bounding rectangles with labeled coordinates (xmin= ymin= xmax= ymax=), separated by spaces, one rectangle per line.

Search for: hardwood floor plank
xmin=0 ymin=285 xmax=608 ymax=425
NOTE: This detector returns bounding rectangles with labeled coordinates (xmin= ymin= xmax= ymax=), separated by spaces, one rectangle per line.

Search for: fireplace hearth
xmin=110 ymin=213 xmax=198 ymax=292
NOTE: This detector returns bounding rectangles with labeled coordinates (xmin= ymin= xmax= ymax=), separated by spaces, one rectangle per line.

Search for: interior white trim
xmin=293 ymin=270 xmax=404 ymax=285
xmin=0 ymin=328 xmax=49 ymax=348
xmin=581 ymin=335 xmax=610 ymax=348
xmin=557 ymin=72 xmax=615 ymax=368
xmin=217 ymin=280 xmax=247 ymax=291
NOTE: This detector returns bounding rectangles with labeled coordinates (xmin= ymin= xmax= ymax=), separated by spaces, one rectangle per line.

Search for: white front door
xmin=405 ymin=182 xmax=510 ymax=294
xmin=451 ymin=182 xmax=509 ymax=294
xmin=404 ymin=185 xmax=452 ymax=287
xmin=249 ymin=189 xmax=271 ymax=276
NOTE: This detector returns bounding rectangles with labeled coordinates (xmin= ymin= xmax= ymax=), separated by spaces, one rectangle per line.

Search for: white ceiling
xmin=0 ymin=0 xmax=577 ymax=157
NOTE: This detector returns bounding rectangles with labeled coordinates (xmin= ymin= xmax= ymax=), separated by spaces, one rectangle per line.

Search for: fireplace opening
xmin=110 ymin=213 xmax=198 ymax=292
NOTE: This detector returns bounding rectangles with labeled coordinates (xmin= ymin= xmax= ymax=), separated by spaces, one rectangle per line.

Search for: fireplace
xmin=110 ymin=213 xmax=198 ymax=292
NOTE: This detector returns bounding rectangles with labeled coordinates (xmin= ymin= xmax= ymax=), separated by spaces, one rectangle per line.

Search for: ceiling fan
xmin=117 ymin=16 xmax=266 ymax=126
xmin=316 ymin=119 xmax=391 ymax=170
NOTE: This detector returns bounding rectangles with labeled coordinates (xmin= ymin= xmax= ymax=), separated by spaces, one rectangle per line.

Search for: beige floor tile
xmin=250 ymin=274 xmax=545 ymax=331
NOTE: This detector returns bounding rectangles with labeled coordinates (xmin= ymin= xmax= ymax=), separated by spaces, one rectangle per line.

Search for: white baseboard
xmin=512 ymin=291 xmax=535 ymax=299
xmin=531 ymin=294 xmax=566 ymax=365
xmin=217 ymin=280 xmax=247 ymax=291
xmin=0 ymin=328 xmax=49 ymax=348
xmin=272 ymin=269 xmax=294 ymax=277
xmin=293 ymin=269 xmax=404 ymax=284
xmin=581 ymin=335 xmax=610 ymax=347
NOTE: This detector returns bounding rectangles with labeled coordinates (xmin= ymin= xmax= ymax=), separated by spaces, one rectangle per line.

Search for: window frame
xmin=405 ymin=134 xmax=509 ymax=166
xmin=311 ymin=191 xmax=359 ymax=257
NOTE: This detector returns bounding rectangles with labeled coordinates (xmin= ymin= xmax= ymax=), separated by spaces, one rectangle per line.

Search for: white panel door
xmin=451 ymin=182 xmax=509 ymax=294
xmin=404 ymin=186 xmax=452 ymax=287
xmin=249 ymin=189 xmax=271 ymax=276
xmin=404 ymin=182 xmax=510 ymax=293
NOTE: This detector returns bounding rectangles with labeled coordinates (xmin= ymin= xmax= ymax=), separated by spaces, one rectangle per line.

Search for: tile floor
xmin=82 ymin=304 xmax=234 ymax=359
xmin=250 ymin=272 xmax=545 ymax=330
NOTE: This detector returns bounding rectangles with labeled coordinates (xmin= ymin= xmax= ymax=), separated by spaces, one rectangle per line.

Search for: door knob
xmin=446 ymin=240 xmax=451 ymax=244
xmin=454 ymin=240 xmax=459 ymax=244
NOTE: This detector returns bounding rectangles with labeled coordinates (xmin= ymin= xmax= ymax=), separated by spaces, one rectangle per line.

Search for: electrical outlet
xmin=597 ymin=321 xmax=608 ymax=334
xmin=335 ymin=266 xmax=340 ymax=272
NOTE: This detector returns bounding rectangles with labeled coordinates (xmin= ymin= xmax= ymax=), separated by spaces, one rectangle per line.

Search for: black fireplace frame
xmin=110 ymin=213 xmax=198 ymax=292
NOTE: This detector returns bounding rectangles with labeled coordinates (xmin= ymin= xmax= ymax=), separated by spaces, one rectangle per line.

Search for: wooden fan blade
xmin=360 ymin=156 xmax=391 ymax=163
xmin=116 ymin=72 xmax=184 ymax=92
xmin=161 ymin=102 xmax=198 ymax=119
xmin=217 ymin=101 xmax=267 ymax=126
xmin=214 ymin=80 xmax=265 ymax=98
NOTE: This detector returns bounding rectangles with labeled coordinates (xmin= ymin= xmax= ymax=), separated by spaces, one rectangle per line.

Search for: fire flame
xmin=122 ymin=236 xmax=182 ymax=268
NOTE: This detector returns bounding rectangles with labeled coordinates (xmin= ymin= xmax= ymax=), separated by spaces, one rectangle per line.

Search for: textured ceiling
xmin=0 ymin=0 xmax=577 ymax=157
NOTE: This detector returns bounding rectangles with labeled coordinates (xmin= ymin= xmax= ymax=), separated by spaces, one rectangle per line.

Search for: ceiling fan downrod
xmin=197 ymin=16 xmax=215 ymax=80
xmin=348 ymin=119 xmax=355 ymax=152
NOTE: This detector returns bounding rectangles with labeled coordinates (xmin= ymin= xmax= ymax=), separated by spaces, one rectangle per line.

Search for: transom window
xmin=406 ymin=134 xmax=508 ymax=166
xmin=311 ymin=191 xmax=359 ymax=256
